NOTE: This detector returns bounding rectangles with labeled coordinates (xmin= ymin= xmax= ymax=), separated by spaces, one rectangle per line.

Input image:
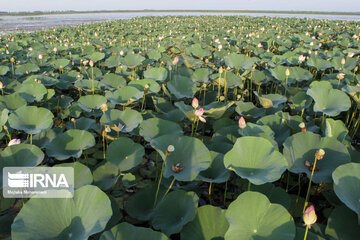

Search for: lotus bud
xmin=3 ymin=125 xmax=7 ymax=130
xmin=285 ymin=68 xmax=290 ymax=76
xmin=89 ymin=60 xmax=94 ymax=67
xmin=166 ymin=145 xmax=175 ymax=155
xmin=172 ymin=56 xmax=179 ymax=65
xmin=10 ymin=57 xmax=14 ymax=63
xmin=192 ymin=97 xmax=199 ymax=109
xmin=53 ymin=47 xmax=57 ymax=52
xmin=205 ymin=58 xmax=209 ymax=64
xmin=218 ymin=44 xmax=223 ymax=51
xmin=299 ymin=122 xmax=306 ymax=132
xmin=71 ymin=118 xmax=76 ymax=123
xmin=238 ymin=116 xmax=246 ymax=129
xmin=341 ymin=57 xmax=346 ymax=65
xmin=257 ymin=42 xmax=263 ymax=48
xmin=38 ymin=54 xmax=43 ymax=60
xmin=8 ymin=138 xmax=21 ymax=146
xmin=100 ymin=104 xmax=108 ymax=112
xmin=0 ymin=81 xmax=3 ymax=89
xmin=219 ymin=67 xmax=224 ymax=74
xmin=303 ymin=205 xmax=317 ymax=229
xmin=315 ymin=149 xmax=325 ymax=160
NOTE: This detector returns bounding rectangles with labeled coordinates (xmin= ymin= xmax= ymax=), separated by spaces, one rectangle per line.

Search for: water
xmin=1 ymin=11 xmax=359 ymax=33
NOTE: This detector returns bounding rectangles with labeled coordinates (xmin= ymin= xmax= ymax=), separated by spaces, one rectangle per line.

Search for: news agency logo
xmin=3 ymin=167 xmax=74 ymax=198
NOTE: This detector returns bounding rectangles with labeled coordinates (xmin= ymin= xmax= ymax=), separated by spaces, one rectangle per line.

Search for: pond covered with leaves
xmin=0 ymin=15 xmax=360 ymax=239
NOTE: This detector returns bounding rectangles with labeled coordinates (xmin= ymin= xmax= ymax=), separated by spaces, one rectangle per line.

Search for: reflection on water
xmin=1 ymin=11 xmax=359 ymax=33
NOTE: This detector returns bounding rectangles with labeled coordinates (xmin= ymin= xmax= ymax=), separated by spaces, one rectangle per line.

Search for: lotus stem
xmin=247 ymin=181 xmax=251 ymax=191
xmin=141 ymin=92 xmax=147 ymax=111
xmin=30 ymin=134 xmax=32 ymax=145
xmin=161 ymin=177 xmax=176 ymax=201
xmin=303 ymin=156 xmax=318 ymax=213
xmin=250 ymin=70 xmax=253 ymax=102
xmin=154 ymin=152 xmax=159 ymax=182
xmin=208 ymin=182 xmax=213 ymax=204
xmin=284 ymin=75 xmax=289 ymax=97
xmin=224 ymin=180 xmax=228 ymax=206
xmin=224 ymin=71 xmax=228 ymax=100
xmin=203 ymin=85 xmax=206 ymax=105
xmin=303 ymin=226 xmax=309 ymax=240
xmin=11 ymin=62 xmax=14 ymax=79
xmin=102 ymin=131 xmax=106 ymax=159
xmin=154 ymin=154 xmax=168 ymax=207
xmin=286 ymin=171 xmax=290 ymax=192
xmin=322 ymin=113 xmax=326 ymax=126
xmin=91 ymin=67 xmax=94 ymax=95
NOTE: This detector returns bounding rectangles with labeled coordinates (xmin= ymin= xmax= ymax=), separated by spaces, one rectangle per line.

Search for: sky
xmin=2 ymin=0 xmax=360 ymax=12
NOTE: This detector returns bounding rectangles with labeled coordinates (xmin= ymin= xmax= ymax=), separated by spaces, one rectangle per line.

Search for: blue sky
xmin=2 ymin=0 xmax=360 ymax=12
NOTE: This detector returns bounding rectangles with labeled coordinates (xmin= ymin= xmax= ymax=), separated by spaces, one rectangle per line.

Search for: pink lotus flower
xmin=348 ymin=52 xmax=355 ymax=58
xmin=195 ymin=108 xmax=206 ymax=123
xmin=298 ymin=55 xmax=306 ymax=63
xmin=8 ymin=138 xmax=21 ymax=146
xmin=172 ymin=56 xmax=179 ymax=65
xmin=192 ymin=97 xmax=199 ymax=109
xmin=303 ymin=205 xmax=317 ymax=229
xmin=238 ymin=116 xmax=246 ymax=129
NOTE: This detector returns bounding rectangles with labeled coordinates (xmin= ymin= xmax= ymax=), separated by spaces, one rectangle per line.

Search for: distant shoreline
xmin=1 ymin=9 xmax=360 ymax=17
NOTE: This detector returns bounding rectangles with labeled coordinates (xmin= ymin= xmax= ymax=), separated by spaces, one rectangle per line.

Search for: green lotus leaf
xmin=181 ymin=205 xmax=229 ymax=240
xmin=55 ymin=162 xmax=93 ymax=189
xmin=270 ymin=66 xmax=312 ymax=85
xmin=104 ymin=55 xmax=122 ymax=68
xmin=325 ymin=205 xmax=360 ymax=239
xmin=203 ymin=101 xmax=234 ymax=119
xmin=101 ymin=73 xmax=126 ymax=90
xmin=152 ymin=190 xmax=199 ymax=236
xmin=191 ymin=68 xmax=210 ymax=83
xmin=139 ymin=117 xmax=183 ymax=142
xmin=190 ymin=44 xmax=211 ymax=58
xmin=11 ymin=185 xmax=112 ymax=240
xmin=0 ymin=93 xmax=27 ymax=110
xmin=224 ymin=53 xmax=259 ymax=70
xmin=89 ymin=52 xmax=105 ymax=62
xmin=105 ymin=86 xmax=143 ymax=105
xmin=147 ymin=50 xmax=162 ymax=60
xmin=332 ymin=56 xmax=357 ymax=71
xmin=0 ymin=144 xmax=44 ymax=189
xmin=306 ymin=81 xmax=351 ymax=116
xmin=291 ymin=91 xmax=313 ymax=111
xmin=255 ymin=92 xmax=287 ymax=108
xmin=225 ymin=191 xmax=295 ymax=240
xmin=307 ymin=57 xmax=334 ymax=71
xmin=167 ymin=75 xmax=197 ymax=99
xmin=128 ymin=78 xmax=161 ymax=93
xmin=322 ymin=118 xmax=349 ymax=143
xmin=241 ymin=122 xmax=278 ymax=148
xmin=25 ymin=75 xmax=59 ymax=86
xmin=235 ymin=101 xmax=265 ymax=119
xmin=257 ymin=114 xmax=290 ymax=145
xmin=17 ymin=82 xmax=47 ymax=103
xmin=15 ymin=63 xmax=39 ymax=75
xmin=0 ymin=65 xmax=10 ymax=76
xmin=295 ymin=226 xmax=326 ymax=240
xmin=152 ymin=97 xmax=185 ymax=122
xmin=93 ymin=161 xmax=120 ymax=191
xmin=174 ymin=101 xmax=196 ymax=121
xmin=198 ymin=151 xmax=230 ymax=183
xmin=100 ymin=222 xmax=169 ymax=240
xmin=150 ymin=135 xmax=212 ymax=181
xmin=0 ymin=108 xmax=8 ymax=128
xmin=224 ymin=136 xmax=287 ymax=185
xmin=332 ymin=163 xmax=360 ymax=221
xmin=74 ymin=79 xmax=102 ymax=92
xmin=46 ymin=129 xmax=95 ymax=160
xmin=78 ymin=94 xmax=107 ymax=112
xmin=8 ymin=106 xmax=54 ymax=134
xmin=66 ymin=117 xmax=95 ymax=130
xmin=122 ymin=54 xmax=145 ymax=68
xmin=30 ymin=128 xmax=63 ymax=148
xmin=124 ymin=183 xmax=166 ymax=221
xmin=53 ymin=58 xmax=70 ymax=69
xmin=283 ymin=131 xmax=351 ymax=183
xmin=106 ymin=137 xmax=145 ymax=172
xmin=100 ymin=109 xmax=143 ymax=133
xmin=143 ymin=67 xmax=168 ymax=81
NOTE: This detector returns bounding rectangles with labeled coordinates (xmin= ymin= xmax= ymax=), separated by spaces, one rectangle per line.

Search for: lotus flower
xmin=38 ymin=54 xmax=43 ymax=60
xmin=195 ymin=108 xmax=206 ymax=123
xmin=341 ymin=57 xmax=346 ymax=65
xmin=348 ymin=52 xmax=354 ymax=58
xmin=8 ymin=138 xmax=21 ymax=146
xmin=192 ymin=97 xmax=199 ymax=109
xmin=53 ymin=47 xmax=57 ymax=53
xmin=238 ymin=116 xmax=246 ymax=129
xmin=298 ymin=55 xmax=306 ymax=63
xmin=303 ymin=205 xmax=317 ymax=229
xmin=89 ymin=60 xmax=94 ymax=67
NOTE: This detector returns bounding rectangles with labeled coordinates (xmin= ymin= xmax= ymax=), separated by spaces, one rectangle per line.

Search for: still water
xmin=1 ymin=11 xmax=359 ymax=33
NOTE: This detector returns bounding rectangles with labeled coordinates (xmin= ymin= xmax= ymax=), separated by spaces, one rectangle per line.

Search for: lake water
xmin=1 ymin=11 xmax=360 ymax=33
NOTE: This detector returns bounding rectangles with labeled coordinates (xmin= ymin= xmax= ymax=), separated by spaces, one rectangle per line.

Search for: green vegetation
xmin=0 ymin=15 xmax=359 ymax=239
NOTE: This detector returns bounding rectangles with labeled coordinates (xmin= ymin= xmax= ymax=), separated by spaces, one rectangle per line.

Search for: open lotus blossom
xmin=8 ymin=138 xmax=21 ymax=146
xmin=100 ymin=104 xmax=108 ymax=112
xmin=192 ymin=97 xmax=199 ymax=109
xmin=238 ymin=116 xmax=246 ymax=129
xmin=195 ymin=108 xmax=206 ymax=123
xmin=303 ymin=205 xmax=317 ymax=229
xmin=298 ymin=55 xmax=306 ymax=63
xmin=348 ymin=52 xmax=355 ymax=58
